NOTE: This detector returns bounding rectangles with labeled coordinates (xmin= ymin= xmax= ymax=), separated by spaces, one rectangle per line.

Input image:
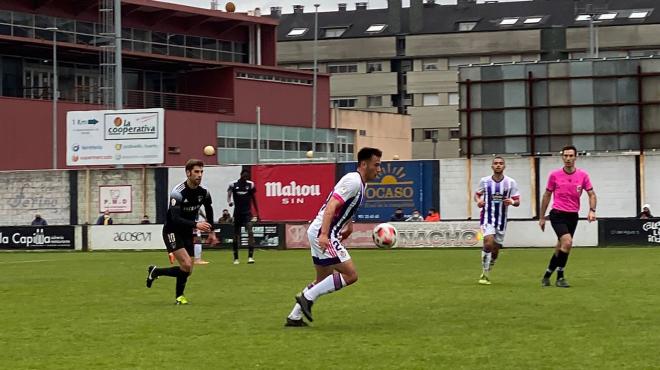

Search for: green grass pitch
xmin=2 ymin=247 xmax=660 ymax=369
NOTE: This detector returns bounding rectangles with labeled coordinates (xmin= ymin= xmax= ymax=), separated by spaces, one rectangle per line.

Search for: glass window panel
xmin=235 ymin=149 xmax=255 ymax=164
xmin=168 ymin=34 xmax=184 ymax=46
xmin=220 ymin=41 xmax=232 ymax=51
xmin=482 ymin=111 xmax=504 ymax=136
xmin=483 ymin=139 xmax=505 ymax=154
xmin=550 ymin=136 xmax=571 ymax=152
xmin=186 ymin=47 xmax=201 ymax=59
xmin=594 ymin=107 xmax=617 ymax=132
xmin=593 ymin=79 xmax=616 ymax=104
xmin=481 ymin=82 xmax=503 ymax=109
xmin=0 ymin=10 xmax=11 ymax=23
xmin=284 ymin=141 xmax=298 ymax=151
xmin=269 ymin=125 xmax=283 ymax=139
xmin=13 ymin=26 xmax=34 ymax=37
xmin=185 ymin=35 xmax=200 ymax=48
xmin=152 ymin=31 xmax=167 ymax=44
xmin=202 ymin=37 xmax=217 ymax=50
xmin=133 ymin=41 xmax=148 ymax=52
xmin=534 ymin=137 xmax=550 ymax=154
xmin=422 ymin=94 xmax=439 ymax=106
xmin=448 ymin=92 xmax=459 ymax=105
xmin=35 ymin=15 xmax=54 ymax=28
xmin=504 ymin=110 xmax=527 ymax=135
xmin=35 ymin=27 xmax=52 ymax=40
xmin=226 ymin=138 xmax=236 ymax=148
xmin=533 ymin=109 xmax=549 ymax=135
xmin=133 ymin=28 xmax=148 ymax=41
xmin=217 ymin=137 xmax=226 ymax=148
xmin=570 ymin=79 xmax=593 ymax=105
xmin=300 ymin=142 xmax=312 ymax=151
xmin=617 ymin=78 xmax=638 ymax=104
xmin=236 ymin=138 xmax=252 ymax=149
xmin=152 ymin=43 xmax=167 ymax=55
xmin=503 ymin=82 xmax=526 ymax=107
xmin=594 ymin=135 xmax=617 ymax=151
xmin=547 ymin=80 xmax=570 ymax=105
xmin=0 ymin=23 xmax=9 ymax=35
xmin=549 ymin=108 xmax=571 ymax=134
xmin=505 ymin=137 xmax=528 ymax=154
xmin=571 ymin=108 xmax=595 ymax=133
xmin=169 ymin=45 xmax=185 ymax=57
xmin=284 ymin=127 xmax=299 ymax=141
xmin=14 ymin=13 xmax=34 ymax=26
xmin=618 ymin=106 xmax=638 ymax=132
xmin=76 ymin=21 xmax=93 ymax=34
xmin=619 ymin=134 xmax=640 ymax=151
xmin=202 ymin=49 xmax=216 ymax=61
xmin=573 ymin=135 xmax=595 ymax=151
xmin=236 ymin=123 xmax=254 ymax=138
xmin=122 ymin=39 xmax=132 ymax=50
xmin=268 ymin=140 xmax=283 ymax=150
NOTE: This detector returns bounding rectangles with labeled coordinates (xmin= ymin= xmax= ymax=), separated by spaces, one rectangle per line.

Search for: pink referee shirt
xmin=546 ymin=168 xmax=593 ymax=213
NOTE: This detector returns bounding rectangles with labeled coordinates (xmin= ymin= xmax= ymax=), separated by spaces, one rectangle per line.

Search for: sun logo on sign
xmin=114 ymin=117 xmax=123 ymax=127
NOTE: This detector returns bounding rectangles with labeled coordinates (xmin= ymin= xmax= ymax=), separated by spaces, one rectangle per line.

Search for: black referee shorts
xmin=162 ymin=230 xmax=194 ymax=256
xmin=549 ymin=209 xmax=579 ymax=238
xmin=233 ymin=213 xmax=253 ymax=234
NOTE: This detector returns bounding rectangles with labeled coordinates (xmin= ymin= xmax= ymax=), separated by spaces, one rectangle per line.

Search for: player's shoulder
xmin=479 ymin=175 xmax=491 ymax=183
xmin=246 ymin=180 xmax=256 ymax=188
xmin=340 ymin=172 xmax=362 ymax=186
xmin=504 ymin=175 xmax=518 ymax=183
xmin=170 ymin=181 xmax=186 ymax=196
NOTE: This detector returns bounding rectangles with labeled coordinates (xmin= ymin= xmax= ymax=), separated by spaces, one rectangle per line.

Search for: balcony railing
xmin=125 ymin=89 xmax=233 ymax=114
xmin=17 ymin=86 xmax=233 ymax=114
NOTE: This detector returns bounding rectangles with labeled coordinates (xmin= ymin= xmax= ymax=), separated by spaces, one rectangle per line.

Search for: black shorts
xmin=162 ymin=230 xmax=194 ymax=255
xmin=549 ymin=209 xmax=579 ymax=238
xmin=233 ymin=213 xmax=253 ymax=234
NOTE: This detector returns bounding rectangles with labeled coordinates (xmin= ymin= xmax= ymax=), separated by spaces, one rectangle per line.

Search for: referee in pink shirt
xmin=539 ymin=145 xmax=597 ymax=288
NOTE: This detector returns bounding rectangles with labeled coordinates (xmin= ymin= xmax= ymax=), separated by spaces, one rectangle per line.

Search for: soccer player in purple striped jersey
xmin=474 ymin=157 xmax=520 ymax=285
xmin=284 ymin=147 xmax=382 ymax=327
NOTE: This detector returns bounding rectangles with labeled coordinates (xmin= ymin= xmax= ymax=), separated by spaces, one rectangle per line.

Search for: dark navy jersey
xmin=228 ymin=179 xmax=256 ymax=216
xmin=164 ymin=181 xmax=214 ymax=233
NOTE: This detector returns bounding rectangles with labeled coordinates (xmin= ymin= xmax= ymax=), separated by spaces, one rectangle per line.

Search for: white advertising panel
xmin=66 ymin=108 xmax=164 ymax=166
xmin=99 ymin=185 xmax=132 ymax=213
xmin=89 ymin=224 xmax=164 ymax=250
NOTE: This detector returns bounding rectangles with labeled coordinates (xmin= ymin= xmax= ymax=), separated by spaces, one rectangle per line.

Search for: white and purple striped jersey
xmin=476 ymin=175 xmax=520 ymax=231
xmin=309 ymin=172 xmax=366 ymax=238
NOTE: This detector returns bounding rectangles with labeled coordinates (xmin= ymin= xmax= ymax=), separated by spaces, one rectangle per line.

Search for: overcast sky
xmin=159 ymin=0 xmax=523 ymax=13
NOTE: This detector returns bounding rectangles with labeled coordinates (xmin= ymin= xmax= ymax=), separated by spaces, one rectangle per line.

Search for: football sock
xmin=304 ymin=273 xmax=346 ymax=301
xmin=556 ymin=251 xmax=569 ymax=279
xmin=288 ymin=283 xmax=314 ymax=320
xmin=153 ymin=266 xmax=181 ymax=278
xmin=543 ymin=253 xmax=558 ymax=279
xmin=481 ymin=249 xmax=492 ymax=274
xmin=248 ymin=247 xmax=254 ymax=258
xmin=176 ymin=269 xmax=190 ymax=298
xmin=233 ymin=237 xmax=239 ymax=260
xmin=194 ymin=244 xmax=202 ymax=259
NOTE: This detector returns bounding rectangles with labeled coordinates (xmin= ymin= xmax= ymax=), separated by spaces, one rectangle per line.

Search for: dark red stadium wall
xmin=259 ymin=28 xmax=277 ymax=66
xmin=233 ymin=73 xmax=330 ymax=128
xmin=177 ymin=68 xmax=234 ymax=99
xmin=163 ymin=110 xmax=229 ymax=166
xmin=0 ymin=97 xmax=92 ymax=171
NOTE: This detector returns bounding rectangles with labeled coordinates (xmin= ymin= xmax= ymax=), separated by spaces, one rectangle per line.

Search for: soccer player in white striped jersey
xmin=474 ymin=157 xmax=520 ymax=285
xmin=285 ymin=147 xmax=382 ymax=327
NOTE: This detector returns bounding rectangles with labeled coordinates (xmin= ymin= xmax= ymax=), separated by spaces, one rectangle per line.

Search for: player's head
xmin=185 ymin=159 xmax=205 ymax=187
xmin=357 ymin=147 xmax=382 ymax=181
xmin=491 ymin=156 xmax=505 ymax=174
xmin=240 ymin=169 xmax=250 ymax=181
xmin=561 ymin=145 xmax=577 ymax=168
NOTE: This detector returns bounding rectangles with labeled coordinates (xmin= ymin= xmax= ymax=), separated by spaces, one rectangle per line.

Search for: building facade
xmin=0 ymin=0 xmax=335 ymax=170
xmin=274 ymin=0 xmax=660 ymax=158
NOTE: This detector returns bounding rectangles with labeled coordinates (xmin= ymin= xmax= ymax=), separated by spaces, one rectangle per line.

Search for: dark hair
xmin=185 ymin=159 xmax=204 ymax=172
xmin=357 ymin=147 xmax=382 ymax=163
xmin=241 ymin=169 xmax=249 ymax=176
xmin=561 ymin=145 xmax=577 ymax=155
xmin=492 ymin=156 xmax=505 ymax=164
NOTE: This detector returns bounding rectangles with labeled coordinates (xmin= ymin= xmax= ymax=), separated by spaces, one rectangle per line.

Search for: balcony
xmin=19 ymin=86 xmax=233 ymax=114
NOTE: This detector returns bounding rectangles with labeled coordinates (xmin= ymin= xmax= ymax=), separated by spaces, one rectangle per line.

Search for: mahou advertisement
xmin=251 ymin=164 xmax=336 ymax=221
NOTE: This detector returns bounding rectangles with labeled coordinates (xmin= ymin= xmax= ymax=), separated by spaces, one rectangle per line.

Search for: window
xmin=328 ymin=64 xmax=358 ymax=73
xmin=367 ymin=96 xmax=382 ymax=107
xmin=366 ymin=24 xmax=387 ymax=33
xmin=331 ymin=98 xmax=357 ymax=108
xmin=367 ymin=62 xmax=383 ymax=73
xmin=524 ymin=17 xmax=543 ymax=24
xmin=598 ymin=13 xmax=617 ymax=20
xmin=324 ymin=27 xmax=347 ymax=38
xmin=449 ymin=128 xmax=461 ymax=140
xmin=449 ymin=56 xmax=480 ymax=69
xmin=359 ymin=130 xmax=367 ymax=136
xmin=448 ymin=93 xmax=459 ymax=105
xmin=423 ymin=129 xmax=439 ymax=140
xmin=423 ymin=94 xmax=439 ymax=106
xmin=457 ymin=22 xmax=477 ymax=31
xmin=287 ymin=28 xmax=308 ymax=37
xmin=499 ymin=18 xmax=519 ymax=25
xmin=423 ymin=59 xmax=438 ymax=71
xmin=575 ymin=15 xmax=591 ymax=21
xmin=629 ymin=11 xmax=649 ymax=19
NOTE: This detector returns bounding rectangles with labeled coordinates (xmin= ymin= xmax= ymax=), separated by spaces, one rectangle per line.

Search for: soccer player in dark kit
xmin=227 ymin=170 xmax=260 ymax=264
xmin=145 ymin=159 xmax=217 ymax=304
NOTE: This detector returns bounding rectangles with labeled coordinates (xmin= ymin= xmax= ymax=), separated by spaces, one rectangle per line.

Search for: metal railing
xmin=18 ymin=87 xmax=233 ymax=114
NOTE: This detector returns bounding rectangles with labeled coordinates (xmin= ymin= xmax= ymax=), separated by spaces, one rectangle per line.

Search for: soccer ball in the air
xmin=372 ymin=223 xmax=397 ymax=248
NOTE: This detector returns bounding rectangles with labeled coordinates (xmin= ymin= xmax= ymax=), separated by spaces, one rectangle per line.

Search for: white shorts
xmin=481 ymin=224 xmax=506 ymax=245
xmin=307 ymin=227 xmax=352 ymax=266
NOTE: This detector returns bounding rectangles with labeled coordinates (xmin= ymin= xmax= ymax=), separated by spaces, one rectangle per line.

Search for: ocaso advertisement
xmin=251 ymin=164 xmax=336 ymax=221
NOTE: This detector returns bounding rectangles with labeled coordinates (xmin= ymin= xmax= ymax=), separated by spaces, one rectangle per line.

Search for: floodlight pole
xmin=46 ymin=26 xmax=59 ymax=169
xmin=311 ymin=4 xmax=320 ymax=155
xmin=114 ymin=0 xmax=123 ymax=109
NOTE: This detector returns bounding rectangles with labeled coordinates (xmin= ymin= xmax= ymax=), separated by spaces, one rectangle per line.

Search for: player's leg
xmin=286 ymin=265 xmax=332 ymax=325
xmin=193 ymin=232 xmax=209 ymax=265
xmin=479 ymin=225 xmax=496 ymax=284
xmin=148 ymin=232 xmax=194 ymax=303
xmin=172 ymin=243 xmax=194 ymax=302
xmin=246 ymin=220 xmax=255 ymax=264
xmin=232 ymin=218 xmax=242 ymax=264
xmin=555 ymin=214 xmax=577 ymax=287
xmin=542 ymin=211 xmax=569 ymax=286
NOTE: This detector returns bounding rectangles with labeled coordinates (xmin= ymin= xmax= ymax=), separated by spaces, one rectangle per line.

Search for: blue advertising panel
xmin=337 ymin=160 xmax=439 ymax=222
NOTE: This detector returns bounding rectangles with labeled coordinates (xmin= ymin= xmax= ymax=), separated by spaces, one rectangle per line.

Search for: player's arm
xmin=250 ymin=188 xmax=260 ymax=219
xmin=538 ymin=190 xmax=552 ymax=231
xmin=587 ymin=189 xmax=597 ymax=222
xmin=202 ymin=193 xmax=218 ymax=244
xmin=474 ymin=179 xmax=485 ymax=208
xmin=318 ymin=197 xmax=343 ymax=252
xmin=504 ymin=180 xmax=521 ymax=207
xmin=169 ymin=193 xmax=197 ymax=229
xmin=227 ymin=186 xmax=234 ymax=207
xmin=339 ymin=220 xmax=353 ymax=240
